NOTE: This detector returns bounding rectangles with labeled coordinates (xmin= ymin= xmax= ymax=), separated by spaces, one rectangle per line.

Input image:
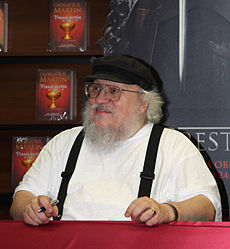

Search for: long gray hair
xmin=142 ymin=88 xmax=164 ymax=124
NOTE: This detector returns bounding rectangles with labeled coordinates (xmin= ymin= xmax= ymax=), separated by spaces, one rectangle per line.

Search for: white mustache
xmin=90 ymin=104 xmax=112 ymax=113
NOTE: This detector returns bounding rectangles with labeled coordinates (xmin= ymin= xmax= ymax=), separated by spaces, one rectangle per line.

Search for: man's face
xmin=87 ymin=79 xmax=147 ymax=134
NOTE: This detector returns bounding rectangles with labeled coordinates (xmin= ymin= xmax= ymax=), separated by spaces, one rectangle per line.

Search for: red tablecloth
xmin=1 ymin=220 xmax=230 ymax=249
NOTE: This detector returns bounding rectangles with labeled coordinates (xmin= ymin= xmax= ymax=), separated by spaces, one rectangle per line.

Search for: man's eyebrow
xmin=94 ymin=80 xmax=102 ymax=84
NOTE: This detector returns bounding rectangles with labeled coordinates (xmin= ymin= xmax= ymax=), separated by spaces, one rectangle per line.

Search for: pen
xmin=38 ymin=199 xmax=59 ymax=213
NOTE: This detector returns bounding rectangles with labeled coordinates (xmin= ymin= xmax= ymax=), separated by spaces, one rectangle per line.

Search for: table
xmin=1 ymin=220 xmax=230 ymax=249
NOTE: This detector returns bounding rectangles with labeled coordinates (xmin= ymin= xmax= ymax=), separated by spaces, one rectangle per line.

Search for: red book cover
xmin=36 ymin=68 xmax=76 ymax=121
xmin=11 ymin=136 xmax=50 ymax=190
xmin=50 ymin=0 xmax=87 ymax=52
xmin=0 ymin=1 xmax=8 ymax=52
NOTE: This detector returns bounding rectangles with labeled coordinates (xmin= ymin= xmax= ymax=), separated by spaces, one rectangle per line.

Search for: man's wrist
xmin=163 ymin=202 xmax=178 ymax=221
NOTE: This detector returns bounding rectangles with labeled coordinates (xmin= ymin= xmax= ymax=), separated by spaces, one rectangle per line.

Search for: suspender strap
xmin=54 ymin=124 xmax=163 ymax=219
xmin=54 ymin=129 xmax=84 ymax=220
xmin=138 ymin=124 xmax=164 ymax=198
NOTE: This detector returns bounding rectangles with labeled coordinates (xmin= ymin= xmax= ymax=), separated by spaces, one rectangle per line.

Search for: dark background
xmin=100 ymin=0 xmax=230 ymax=219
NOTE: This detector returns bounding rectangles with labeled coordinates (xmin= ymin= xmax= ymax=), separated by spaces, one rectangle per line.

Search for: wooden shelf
xmin=0 ymin=0 xmax=110 ymax=197
xmin=0 ymin=63 xmax=88 ymax=123
xmin=0 ymin=50 xmax=104 ymax=57
xmin=2 ymin=0 xmax=110 ymax=55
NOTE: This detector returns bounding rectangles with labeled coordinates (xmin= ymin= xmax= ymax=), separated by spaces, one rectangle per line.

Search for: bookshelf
xmin=0 ymin=0 xmax=110 ymax=219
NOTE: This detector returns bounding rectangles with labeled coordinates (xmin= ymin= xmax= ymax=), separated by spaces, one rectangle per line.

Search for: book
xmin=11 ymin=136 xmax=50 ymax=189
xmin=49 ymin=0 xmax=87 ymax=52
xmin=0 ymin=1 xmax=8 ymax=52
xmin=36 ymin=68 xmax=76 ymax=121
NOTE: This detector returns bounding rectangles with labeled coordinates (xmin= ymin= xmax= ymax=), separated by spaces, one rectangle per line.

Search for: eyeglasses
xmin=85 ymin=83 xmax=143 ymax=102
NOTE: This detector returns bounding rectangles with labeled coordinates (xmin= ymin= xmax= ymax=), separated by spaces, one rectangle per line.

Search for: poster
xmin=99 ymin=0 xmax=230 ymax=219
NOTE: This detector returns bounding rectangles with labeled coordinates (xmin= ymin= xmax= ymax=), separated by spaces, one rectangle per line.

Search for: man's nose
xmin=95 ymin=88 xmax=110 ymax=103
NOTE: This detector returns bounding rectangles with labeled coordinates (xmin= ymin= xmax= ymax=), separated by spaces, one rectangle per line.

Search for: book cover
xmin=11 ymin=136 xmax=50 ymax=189
xmin=0 ymin=1 xmax=8 ymax=52
xmin=49 ymin=0 xmax=87 ymax=52
xmin=36 ymin=68 xmax=76 ymax=121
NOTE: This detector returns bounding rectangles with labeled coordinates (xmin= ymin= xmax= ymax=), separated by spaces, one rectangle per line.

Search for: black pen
xmin=38 ymin=199 xmax=59 ymax=213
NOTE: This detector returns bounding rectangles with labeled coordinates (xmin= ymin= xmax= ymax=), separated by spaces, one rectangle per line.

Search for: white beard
xmin=82 ymin=102 xmax=144 ymax=152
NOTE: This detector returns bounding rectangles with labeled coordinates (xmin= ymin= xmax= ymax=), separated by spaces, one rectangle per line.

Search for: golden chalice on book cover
xmin=46 ymin=90 xmax=61 ymax=109
xmin=60 ymin=21 xmax=76 ymax=40
xmin=21 ymin=157 xmax=35 ymax=169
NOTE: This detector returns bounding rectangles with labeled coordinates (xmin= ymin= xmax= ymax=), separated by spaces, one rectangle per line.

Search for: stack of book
xmin=49 ymin=0 xmax=87 ymax=52
xmin=36 ymin=68 xmax=76 ymax=121
xmin=11 ymin=136 xmax=51 ymax=189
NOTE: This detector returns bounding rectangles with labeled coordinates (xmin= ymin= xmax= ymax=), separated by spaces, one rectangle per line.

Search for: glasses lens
xmin=85 ymin=83 xmax=100 ymax=99
xmin=105 ymin=85 xmax=121 ymax=101
xmin=85 ymin=83 xmax=121 ymax=102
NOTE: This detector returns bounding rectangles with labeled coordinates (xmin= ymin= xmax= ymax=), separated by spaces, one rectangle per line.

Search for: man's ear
xmin=139 ymin=100 xmax=149 ymax=114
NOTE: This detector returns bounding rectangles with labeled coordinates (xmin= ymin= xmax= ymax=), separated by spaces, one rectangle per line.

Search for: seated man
xmin=10 ymin=54 xmax=221 ymax=226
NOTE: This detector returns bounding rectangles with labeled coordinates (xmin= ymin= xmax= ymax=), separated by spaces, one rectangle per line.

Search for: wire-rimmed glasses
xmin=85 ymin=82 xmax=143 ymax=102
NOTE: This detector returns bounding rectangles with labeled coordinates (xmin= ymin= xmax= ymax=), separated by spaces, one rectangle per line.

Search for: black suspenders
xmin=54 ymin=129 xmax=84 ymax=220
xmin=138 ymin=124 xmax=164 ymax=198
xmin=54 ymin=124 xmax=164 ymax=220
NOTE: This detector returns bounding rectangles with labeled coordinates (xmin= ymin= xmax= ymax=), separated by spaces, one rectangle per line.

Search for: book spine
xmin=83 ymin=0 xmax=87 ymax=52
xmin=4 ymin=2 xmax=7 ymax=52
xmin=69 ymin=70 xmax=74 ymax=120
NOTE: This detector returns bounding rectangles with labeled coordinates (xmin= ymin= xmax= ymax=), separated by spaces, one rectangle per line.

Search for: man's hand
xmin=125 ymin=196 xmax=175 ymax=226
xmin=23 ymin=195 xmax=59 ymax=226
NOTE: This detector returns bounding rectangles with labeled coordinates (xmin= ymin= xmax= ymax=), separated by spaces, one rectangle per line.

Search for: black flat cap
xmin=85 ymin=54 xmax=160 ymax=91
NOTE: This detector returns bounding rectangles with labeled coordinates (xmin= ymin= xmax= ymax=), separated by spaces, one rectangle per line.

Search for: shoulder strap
xmin=138 ymin=124 xmax=164 ymax=198
xmin=53 ymin=129 xmax=84 ymax=220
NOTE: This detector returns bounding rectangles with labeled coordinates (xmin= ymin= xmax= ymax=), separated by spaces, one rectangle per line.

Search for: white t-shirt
xmin=15 ymin=123 xmax=222 ymax=221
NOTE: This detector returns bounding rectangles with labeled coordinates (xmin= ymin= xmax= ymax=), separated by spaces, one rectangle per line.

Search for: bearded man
xmin=10 ymin=54 xmax=221 ymax=226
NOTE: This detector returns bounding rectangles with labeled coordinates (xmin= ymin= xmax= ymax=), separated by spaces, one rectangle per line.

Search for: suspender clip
xmin=140 ymin=172 xmax=155 ymax=180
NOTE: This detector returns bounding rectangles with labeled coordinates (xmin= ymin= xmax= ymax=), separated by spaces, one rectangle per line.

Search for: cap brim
xmin=85 ymin=74 xmax=135 ymax=85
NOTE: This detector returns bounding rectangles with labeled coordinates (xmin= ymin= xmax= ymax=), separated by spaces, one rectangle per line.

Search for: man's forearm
xmin=10 ymin=190 xmax=36 ymax=220
xmin=125 ymin=194 xmax=216 ymax=226
xmin=172 ymin=195 xmax=216 ymax=221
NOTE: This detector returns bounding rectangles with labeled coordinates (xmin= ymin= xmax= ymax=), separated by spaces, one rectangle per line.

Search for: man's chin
xmin=93 ymin=121 xmax=114 ymax=129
